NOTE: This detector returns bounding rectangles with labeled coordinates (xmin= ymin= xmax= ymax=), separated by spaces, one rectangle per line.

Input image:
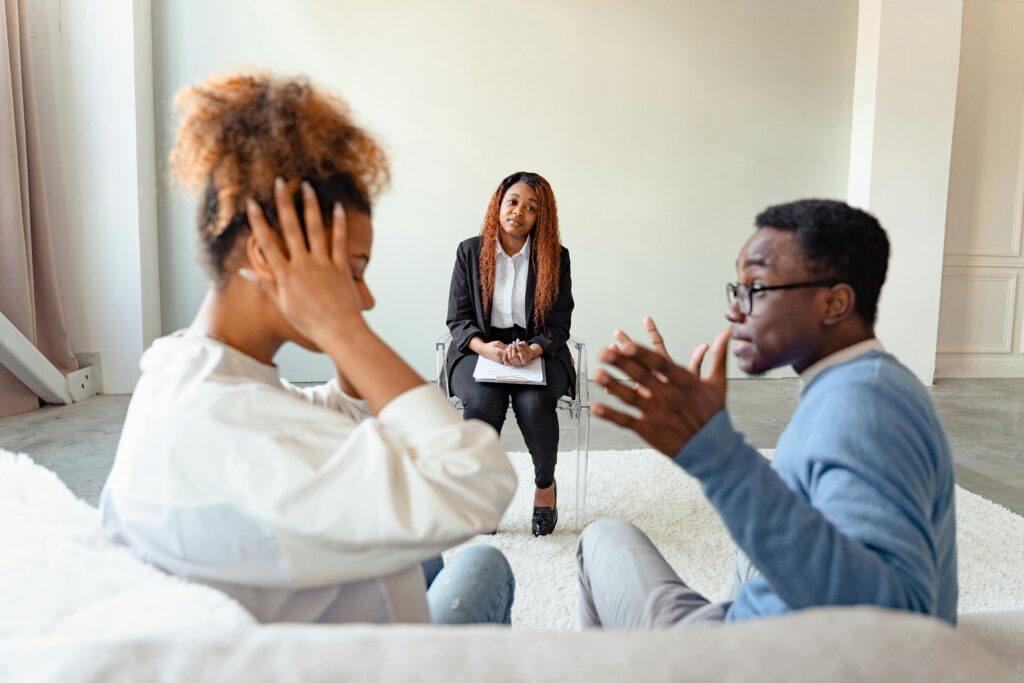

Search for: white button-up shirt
xmin=490 ymin=235 xmax=531 ymax=329
xmin=99 ymin=329 xmax=516 ymax=625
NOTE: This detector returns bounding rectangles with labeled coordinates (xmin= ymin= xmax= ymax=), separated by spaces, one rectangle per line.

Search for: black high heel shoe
xmin=532 ymin=481 xmax=557 ymax=537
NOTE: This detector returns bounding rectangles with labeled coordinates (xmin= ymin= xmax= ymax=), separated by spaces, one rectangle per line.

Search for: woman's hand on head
xmin=245 ymin=178 xmax=364 ymax=347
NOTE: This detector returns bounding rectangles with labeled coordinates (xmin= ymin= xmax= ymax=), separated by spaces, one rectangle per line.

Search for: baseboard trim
xmin=935 ymin=355 xmax=1024 ymax=378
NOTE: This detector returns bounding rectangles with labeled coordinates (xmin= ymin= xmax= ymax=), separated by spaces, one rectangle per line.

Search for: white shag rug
xmin=0 ymin=450 xmax=254 ymax=639
xmin=3 ymin=447 xmax=1021 ymax=637
xmin=447 ymin=449 xmax=1024 ymax=630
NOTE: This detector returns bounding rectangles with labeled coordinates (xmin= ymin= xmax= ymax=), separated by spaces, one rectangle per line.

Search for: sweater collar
xmin=799 ymin=338 xmax=885 ymax=394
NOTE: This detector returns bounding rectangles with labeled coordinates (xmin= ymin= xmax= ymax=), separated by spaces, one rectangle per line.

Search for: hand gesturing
xmin=593 ymin=316 xmax=732 ymax=457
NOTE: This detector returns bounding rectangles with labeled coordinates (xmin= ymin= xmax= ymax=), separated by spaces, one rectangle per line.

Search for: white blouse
xmin=99 ymin=329 xmax=516 ymax=624
xmin=490 ymin=235 xmax=530 ymax=329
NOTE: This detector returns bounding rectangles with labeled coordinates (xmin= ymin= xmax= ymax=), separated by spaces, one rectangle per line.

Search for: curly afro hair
xmin=478 ymin=172 xmax=563 ymax=327
xmin=755 ymin=199 xmax=889 ymax=325
xmin=170 ymin=70 xmax=390 ymax=283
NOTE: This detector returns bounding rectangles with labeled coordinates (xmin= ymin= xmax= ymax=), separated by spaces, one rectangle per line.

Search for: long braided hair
xmin=478 ymin=172 xmax=562 ymax=327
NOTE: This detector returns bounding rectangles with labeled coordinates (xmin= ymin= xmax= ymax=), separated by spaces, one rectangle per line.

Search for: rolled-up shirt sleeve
xmin=226 ymin=384 xmax=516 ymax=588
xmin=280 ymin=378 xmax=371 ymax=421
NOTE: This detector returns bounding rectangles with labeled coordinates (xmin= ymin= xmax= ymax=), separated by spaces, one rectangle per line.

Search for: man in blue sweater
xmin=578 ymin=199 xmax=957 ymax=628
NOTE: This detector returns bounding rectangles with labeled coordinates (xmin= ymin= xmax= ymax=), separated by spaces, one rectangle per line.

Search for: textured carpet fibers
xmin=446 ymin=449 xmax=1024 ymax=630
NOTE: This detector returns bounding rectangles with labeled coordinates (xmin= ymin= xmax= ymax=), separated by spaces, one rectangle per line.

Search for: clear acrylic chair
xmin=435 ymin=334 xmax=591 ymax=528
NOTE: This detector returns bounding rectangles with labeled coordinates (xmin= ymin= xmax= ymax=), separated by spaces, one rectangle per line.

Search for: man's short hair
xmin=755 ymin=199 xmax=890 ymax=325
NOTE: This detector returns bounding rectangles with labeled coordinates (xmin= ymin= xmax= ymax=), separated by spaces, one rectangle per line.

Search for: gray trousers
xmin=576 ymin=519 xmax=759 ymax=629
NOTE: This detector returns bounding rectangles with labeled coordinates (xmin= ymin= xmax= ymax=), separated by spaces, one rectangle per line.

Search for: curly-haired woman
xmin=445 ymin=172 xmax=575 ymax=537
xmin=99 ymin=72 xmax=517 ymax=625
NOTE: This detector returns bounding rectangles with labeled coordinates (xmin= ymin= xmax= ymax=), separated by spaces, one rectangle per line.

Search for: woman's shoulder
xmin=558 ymin=244 xmax=570 ymax=266
xmin=457 ymin=236 xmax=482 ymax=254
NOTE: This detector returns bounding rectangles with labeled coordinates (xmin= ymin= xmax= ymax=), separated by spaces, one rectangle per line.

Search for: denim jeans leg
xmin=427 ymin=545 xmax=515 ymax=625
xmin=422 ymin=555 xmax=444 ymax=589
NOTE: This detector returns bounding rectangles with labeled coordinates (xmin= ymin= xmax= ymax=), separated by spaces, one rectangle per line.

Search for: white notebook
xmin=473 ymin=355 xmax=546 ymax=385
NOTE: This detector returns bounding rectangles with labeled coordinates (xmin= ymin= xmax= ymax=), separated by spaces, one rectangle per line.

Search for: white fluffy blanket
xmin=0 ymin=450 xmax=254 ymax=639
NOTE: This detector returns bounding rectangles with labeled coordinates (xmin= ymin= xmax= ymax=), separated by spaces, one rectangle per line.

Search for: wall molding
xmin=936 ymin=354 xmax=1024 ymax=378
xmin=944 ymin=81 xmax=1024 ymax=257
xmin=1014 ymin=85 xmax=1024 ymax=256
xmin=943 ymin=253 xmax=1024 ymax=268
xmin=936 ymin=271 xmax=1018 ymax=353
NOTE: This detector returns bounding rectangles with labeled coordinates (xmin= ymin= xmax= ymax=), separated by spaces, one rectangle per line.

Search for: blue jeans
xmin=422 ymin=545 xmax=515 ymax=625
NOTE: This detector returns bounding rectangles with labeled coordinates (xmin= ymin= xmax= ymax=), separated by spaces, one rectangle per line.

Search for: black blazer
xmin=445 ymin=236 xmax=576 ymax=398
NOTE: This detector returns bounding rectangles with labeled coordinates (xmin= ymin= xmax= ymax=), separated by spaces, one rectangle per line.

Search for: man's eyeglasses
xmin=726 ymin=279 xmax=841 ymax=316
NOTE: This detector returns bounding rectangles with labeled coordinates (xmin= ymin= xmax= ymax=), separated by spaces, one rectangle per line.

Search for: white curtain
xmin=0 ymin=0 xmax=78 ymax=417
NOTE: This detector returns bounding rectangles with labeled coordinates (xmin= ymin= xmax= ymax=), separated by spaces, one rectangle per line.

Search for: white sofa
xmin=2 ymin=450 xmax=1021 ymax=682
xmin=2 ymin=608 xmax=1023 ymax=682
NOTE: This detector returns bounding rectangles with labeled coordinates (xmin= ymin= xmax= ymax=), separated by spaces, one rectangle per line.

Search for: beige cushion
xmin=0 ymin=607 xmax=1013 ymax=682
xmin=960 ymin=610 xmax=1024 ymax=681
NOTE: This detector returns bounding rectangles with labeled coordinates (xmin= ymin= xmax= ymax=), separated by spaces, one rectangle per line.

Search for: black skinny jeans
xmin=450 ymin=329 xmax=570 ymax=489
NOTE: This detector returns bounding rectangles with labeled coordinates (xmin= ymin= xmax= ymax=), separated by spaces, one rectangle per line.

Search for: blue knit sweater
xmin=674 ymin=351 xmax=958 ymax=624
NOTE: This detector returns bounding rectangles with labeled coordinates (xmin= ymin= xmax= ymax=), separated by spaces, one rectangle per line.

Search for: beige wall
xmin=153 ymin=0 xmax=859 ymax=381
xmin=27 ymin=0 xmax=160 ymax=393
xmin=848 ymin=0 xmax=964 ymax=383
xmin=936 ymin=0 xmax=1024 ymax=378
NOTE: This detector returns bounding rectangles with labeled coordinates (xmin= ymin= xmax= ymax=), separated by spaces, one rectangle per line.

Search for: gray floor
xmin=0 ymin=379 xmax=1022 ymax=516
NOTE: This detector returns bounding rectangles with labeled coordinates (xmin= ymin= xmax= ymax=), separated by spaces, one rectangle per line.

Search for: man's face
xmin=727 ymin=228 xmax=830 ymax=375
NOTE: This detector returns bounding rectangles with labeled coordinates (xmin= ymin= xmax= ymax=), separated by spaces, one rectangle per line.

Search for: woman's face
xmin=288 ymin=210 xmax=375 ymax=352
xmin=341 ymin=210 xmax=375 ymax=313
xmin=498 ymin=182 xmax=539 ymax=240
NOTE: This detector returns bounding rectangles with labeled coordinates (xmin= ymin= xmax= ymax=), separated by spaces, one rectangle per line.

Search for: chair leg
xmin=574 ymin=406 xmax=591 ymax=529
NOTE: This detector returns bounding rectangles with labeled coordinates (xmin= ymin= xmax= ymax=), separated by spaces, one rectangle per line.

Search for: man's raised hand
xmin=593 ymin=325 xmax=732 ymax=457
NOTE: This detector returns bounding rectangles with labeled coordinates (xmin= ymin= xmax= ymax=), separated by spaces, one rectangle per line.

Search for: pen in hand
xmin=509 ymin=338 xmax=529 ymax=366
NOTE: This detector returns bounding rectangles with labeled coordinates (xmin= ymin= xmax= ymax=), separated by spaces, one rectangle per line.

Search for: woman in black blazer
xmin=446 ymin=171 xmax=574 ymax=536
